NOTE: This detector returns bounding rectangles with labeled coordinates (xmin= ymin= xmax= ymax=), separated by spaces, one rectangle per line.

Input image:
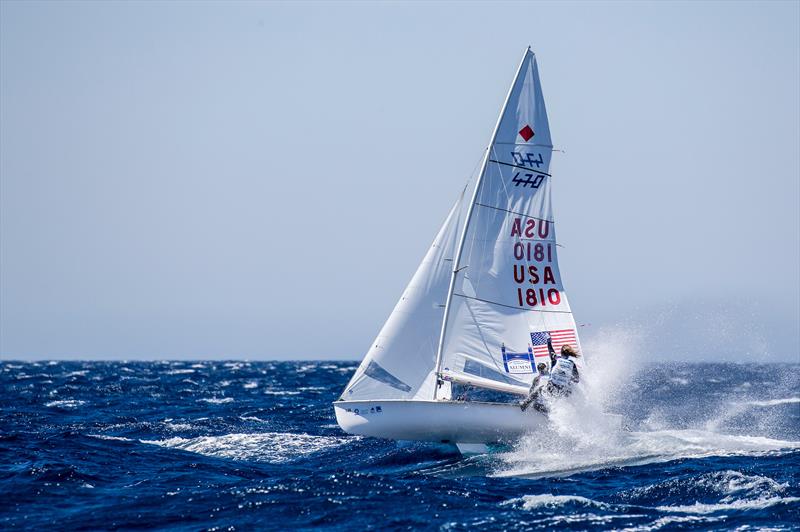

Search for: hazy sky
xmin=1 ymin=1 xmax=798 ymax=361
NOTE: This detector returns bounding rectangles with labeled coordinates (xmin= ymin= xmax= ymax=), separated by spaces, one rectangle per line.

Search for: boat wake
xmin=495 ymin=427 xmax=798 ymax=478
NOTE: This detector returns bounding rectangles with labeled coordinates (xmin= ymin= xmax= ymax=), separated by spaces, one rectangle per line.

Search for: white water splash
xmin=495 ymin=326 xmax=800 ymax=478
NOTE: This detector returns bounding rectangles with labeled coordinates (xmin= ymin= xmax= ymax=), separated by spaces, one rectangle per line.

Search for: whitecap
xmin=502 ymin=494 xmax=611 ymax=511
xmin=45 ymin=399 xmax=86 ymax=409
xmin=165 ymin=369 xmax=195 ymax=375
xmin=239 ymin=416 xmax=268 ymax=423
xmin=656 ymin=496 xmax=800 ymax=514
xmin=741 ymin=397 xmax=800 ymax=408
xmin=243 ymin=381 xmax=258 ymax=389
xmin=198 ymin=397 xmax=234 ymax=404
xmin=141 ymin=432 xmax=355 ymax=463
xmin=163 ymin=422 xmax=195 ymax=431
xmin=88 ymin=434 xmax=133 ymax=442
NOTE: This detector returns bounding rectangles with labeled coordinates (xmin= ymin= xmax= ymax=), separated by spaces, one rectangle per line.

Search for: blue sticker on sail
xmin=501 ymin=344 xmax=535 ymax=374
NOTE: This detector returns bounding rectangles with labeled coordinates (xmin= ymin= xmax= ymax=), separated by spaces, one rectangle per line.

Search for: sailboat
xmin=334 ymin=48 xmax=583 ymax=451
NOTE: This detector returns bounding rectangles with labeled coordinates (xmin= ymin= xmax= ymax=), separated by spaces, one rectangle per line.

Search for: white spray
xmin=494 ymin=325 xmax=799 ymax=478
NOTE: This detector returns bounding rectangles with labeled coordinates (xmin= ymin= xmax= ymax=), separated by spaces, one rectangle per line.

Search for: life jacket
xmin=549 ymin=357 xmax=575 ymax=388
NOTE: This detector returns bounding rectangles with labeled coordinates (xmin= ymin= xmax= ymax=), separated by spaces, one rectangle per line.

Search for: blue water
xmin=1 ymin=361 xmax=798 ymax=530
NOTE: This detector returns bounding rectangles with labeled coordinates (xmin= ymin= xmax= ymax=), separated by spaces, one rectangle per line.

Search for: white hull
xmin=334 ymin=399 xmax=546 ymax=444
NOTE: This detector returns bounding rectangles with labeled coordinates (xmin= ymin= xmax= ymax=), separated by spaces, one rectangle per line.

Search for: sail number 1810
xmin=517 ymin=287 xmax=561 ymax=307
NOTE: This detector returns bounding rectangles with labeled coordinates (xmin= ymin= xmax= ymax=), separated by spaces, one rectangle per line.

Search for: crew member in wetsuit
xmin=519 ymin=362 xmax=550 ymax=412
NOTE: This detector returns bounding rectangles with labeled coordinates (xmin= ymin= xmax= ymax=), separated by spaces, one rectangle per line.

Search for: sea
xmin=1 ymin=359 xmax=798 ymax=530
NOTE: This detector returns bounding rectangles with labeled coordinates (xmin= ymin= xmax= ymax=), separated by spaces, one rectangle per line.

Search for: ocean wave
xmin=741 ymin=397 xmax=800 ymax=407
xmin=140 ymin=432 xmax=355 ymax=463
xmin=88 ymin=434 xmax=134 ymax=442
xmin=44 ymin=399 xmax=86 ymax=409
xmin=162 ymin=421 xmax=196 ymax=431
xmin=629 ymin=514 xmax=726 ymax=530
xmin=616 ymin=469 xmax=793 ymax=513
xmin=656 ymin=496 xmax=800 ymax=514
xmin=504 ymin=475 xmax=798 ymax=521
xmin=502 ymin=494 xmax=612 ymax=511
xmin=165 ymin=369 xmax=195 ymax=375
xmin=198 ymin=397 xmax=234 ymax=404
xmin=239 ymin=416 xmax=268 ymax=423
xmin=496 ymin=427 xmax=800 ymax=479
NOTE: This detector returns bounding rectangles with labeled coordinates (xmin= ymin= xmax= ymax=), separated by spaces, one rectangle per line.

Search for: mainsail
xmin=435 ymin=48 xmax=582 ymax=397
xmin=341 ymin=48 xmax=581 ymax=403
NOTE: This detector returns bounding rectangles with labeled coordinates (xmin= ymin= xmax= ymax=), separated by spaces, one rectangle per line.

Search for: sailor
xmin=520 ymin=341 xmax=581 ymax=412
xmin=548 ymin=344 xmax=580 ymax=395
xmin=519 ymin=362 xmax=550 ymax=412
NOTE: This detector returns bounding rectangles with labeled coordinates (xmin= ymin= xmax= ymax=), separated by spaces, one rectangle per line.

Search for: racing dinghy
xmin=334 ymin=48 xmax=584 ymax=449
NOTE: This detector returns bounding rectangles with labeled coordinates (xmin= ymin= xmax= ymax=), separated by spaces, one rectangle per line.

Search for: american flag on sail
xmin=530 ymin=329 xmax=579 ymax=358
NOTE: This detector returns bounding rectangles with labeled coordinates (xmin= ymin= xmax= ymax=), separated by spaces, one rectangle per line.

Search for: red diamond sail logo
xmin=519 ymin=125 xmax=535 ymax=141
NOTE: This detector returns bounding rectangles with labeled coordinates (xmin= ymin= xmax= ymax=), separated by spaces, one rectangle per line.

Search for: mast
xmin=432 ymin=47 xmax=533 ymax=400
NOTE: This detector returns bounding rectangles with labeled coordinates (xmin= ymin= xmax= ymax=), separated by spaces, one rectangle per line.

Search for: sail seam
xmin=453 ymin=293 xmax=573 ymax=314
xmin=473 ymin=202 xmax=555 ymax=223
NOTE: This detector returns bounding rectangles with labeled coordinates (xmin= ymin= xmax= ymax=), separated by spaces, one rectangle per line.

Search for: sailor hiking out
xmin=519 ymin=362 xmax=550 ymax=413
xmin=520 ymin=336 xmax=580 ymax=412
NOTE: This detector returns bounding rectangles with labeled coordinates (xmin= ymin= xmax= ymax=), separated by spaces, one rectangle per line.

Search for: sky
xmin=1 ymin=1 xmax=798 ymax=361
